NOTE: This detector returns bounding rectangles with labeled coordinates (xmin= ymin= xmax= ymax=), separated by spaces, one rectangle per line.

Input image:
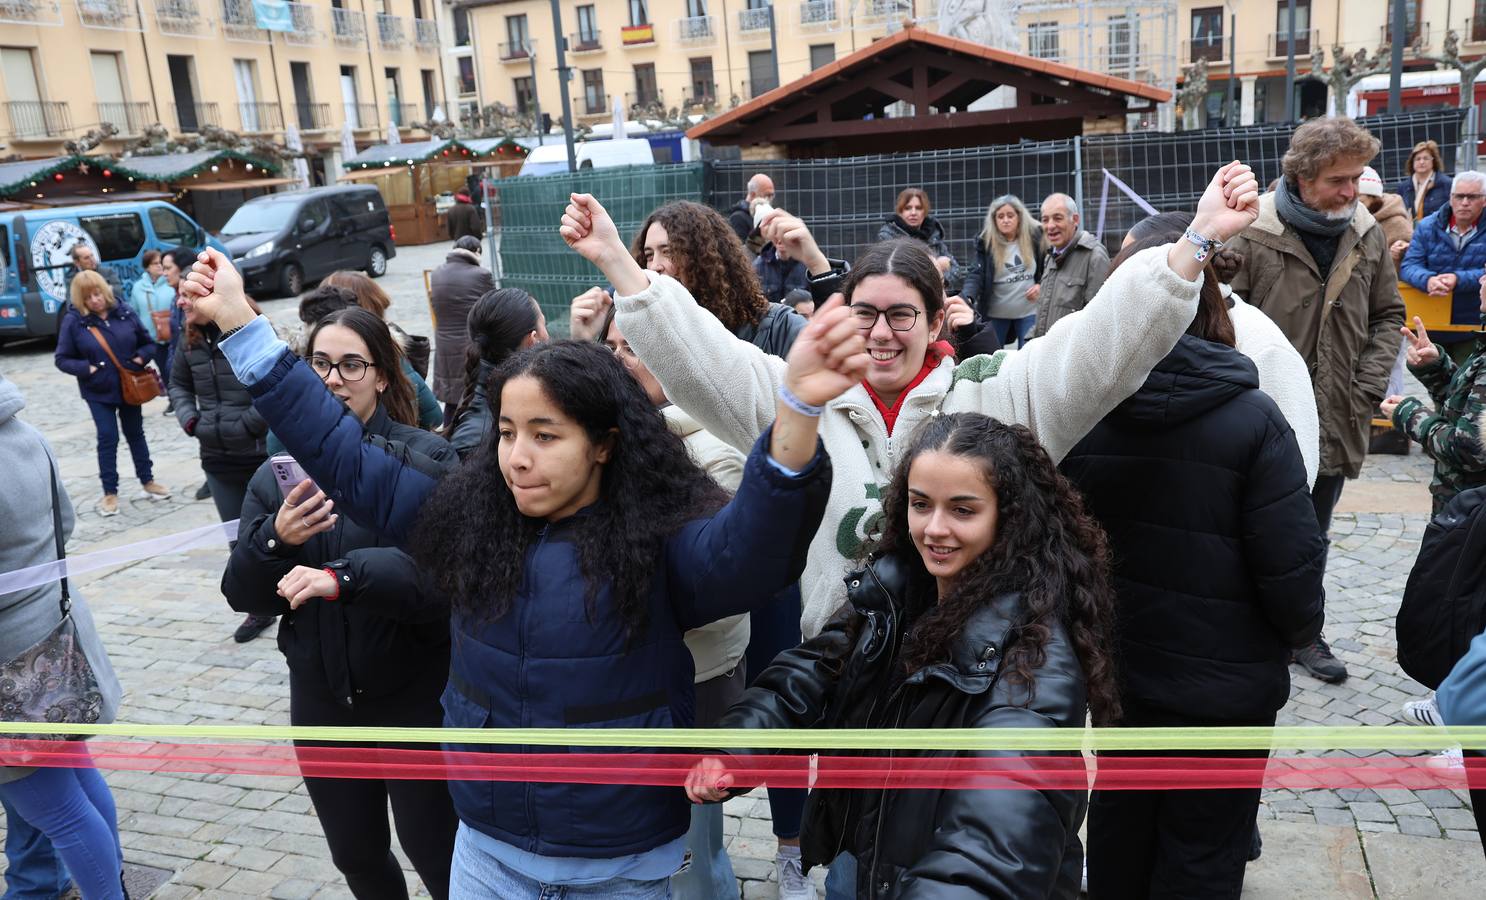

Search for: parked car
xmin=220 ymin=185 xmax=396 ymax=298
xmin=0 ymin=200 xmax=226 ymax=343
xmin=516 ymin=138 xmax=657 ymax=177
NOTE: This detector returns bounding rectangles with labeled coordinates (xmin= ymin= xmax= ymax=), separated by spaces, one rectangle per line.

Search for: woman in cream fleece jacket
xmin=559 ymin=162 xmax=1262 ymax=639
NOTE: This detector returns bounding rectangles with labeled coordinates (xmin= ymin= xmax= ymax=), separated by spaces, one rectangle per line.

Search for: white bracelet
xmin=778 ymin=384 xmax=823 ymax=417
xmin=1184 ymin=229 xmax=1224 ymax=263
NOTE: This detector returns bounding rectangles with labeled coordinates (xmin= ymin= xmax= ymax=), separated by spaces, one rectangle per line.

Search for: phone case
xmin=269 ymin=454 xmax=316 ymax=501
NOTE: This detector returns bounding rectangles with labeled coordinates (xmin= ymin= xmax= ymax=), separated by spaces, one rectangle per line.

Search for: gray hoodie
xmin=0 ymin=373 xmax=121 ymax=780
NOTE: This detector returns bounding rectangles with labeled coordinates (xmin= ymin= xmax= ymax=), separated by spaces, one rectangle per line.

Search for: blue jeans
xmin=85 ymin=400 xmax=153 ymax=495
xmin=744 ymin=588 xmax=806 ymax=841
xmin=0 ymin=768 xmax=122 ymax=900
xmin=449 ymin=826 xmax=672 ymax=899
xmin=991 ymin=314 xmax=1037 ymax=349
xmin=823 ymin=851 xmax=856 ymax=900
xmin=0 ymin=794 xmax=71 ymax=900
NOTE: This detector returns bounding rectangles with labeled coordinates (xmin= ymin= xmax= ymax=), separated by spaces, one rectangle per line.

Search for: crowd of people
xmin=7 ymin=113 xmax=1486 ymax=899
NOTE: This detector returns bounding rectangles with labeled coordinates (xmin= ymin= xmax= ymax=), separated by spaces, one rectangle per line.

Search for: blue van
xmin=0 ymin=200 xmax=226 ymax=342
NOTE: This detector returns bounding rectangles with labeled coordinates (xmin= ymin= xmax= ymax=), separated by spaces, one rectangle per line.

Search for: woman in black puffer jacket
xmin=1059 ymin=235 xmax=1326 ymax=900
xmin=688 ymin=413 xmax=1119 ymax=899
xmin=221 ymin=307 xmax=459 ymax=899
xmin=170 ymin=293 xmax=269 ymax=526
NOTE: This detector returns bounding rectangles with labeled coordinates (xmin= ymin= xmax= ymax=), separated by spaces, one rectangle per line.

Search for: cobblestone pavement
xmin=0 ymin=239 xmax=1478 ymax=897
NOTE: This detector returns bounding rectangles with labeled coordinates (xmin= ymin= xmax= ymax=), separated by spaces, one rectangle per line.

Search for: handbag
xmin=88 ymin=325 xmax=161 ymax=406
xmin=0 ymin=465 xmax=104 ymax=743
xmin=151 ymin=308 xmax=173 ymax=343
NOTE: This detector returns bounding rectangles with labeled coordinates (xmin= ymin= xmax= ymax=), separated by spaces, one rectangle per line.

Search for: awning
xmin=182 ymin=177 xmax=300 ymax=192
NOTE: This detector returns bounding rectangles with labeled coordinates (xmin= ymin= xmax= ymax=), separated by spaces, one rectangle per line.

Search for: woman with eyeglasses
xmin=221 ymin=304 xmax=460 ymax=900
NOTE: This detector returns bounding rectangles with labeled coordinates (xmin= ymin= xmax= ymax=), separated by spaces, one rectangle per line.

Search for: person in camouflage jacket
xmin=1382 ymin=290 xmax=1486 ymax=513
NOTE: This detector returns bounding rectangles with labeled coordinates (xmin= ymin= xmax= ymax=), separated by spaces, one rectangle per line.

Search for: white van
xmin=517 ymin=138 xmax=656 ymax=177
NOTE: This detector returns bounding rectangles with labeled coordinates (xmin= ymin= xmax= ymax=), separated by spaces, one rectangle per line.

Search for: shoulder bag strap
xmin=48 ymin=457 xmax=70 ymax=618
xmin=87 ymin=325 xmax=128 ymax=374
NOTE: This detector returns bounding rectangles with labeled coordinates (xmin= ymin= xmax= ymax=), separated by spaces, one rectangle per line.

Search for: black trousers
xmin=1086 ymin=703 xmax=1275 ymax=900
xmin=291 ymin=673 xmax=457 ymax=900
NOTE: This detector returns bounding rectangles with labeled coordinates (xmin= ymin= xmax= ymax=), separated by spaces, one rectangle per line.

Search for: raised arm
xmin=561 ymin=193 xmax=789 ymax=454
xmin=945 ymin=162 xmax=1261 ymax=463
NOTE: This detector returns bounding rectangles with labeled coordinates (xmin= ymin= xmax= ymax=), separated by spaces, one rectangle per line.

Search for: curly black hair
xmin=408 ymin=340 xmax=730 ymax=635
xmin=631 ymin=200 xmax=769 ymax=333
xmin=876 ymin=413 xmax=1122 ymax=726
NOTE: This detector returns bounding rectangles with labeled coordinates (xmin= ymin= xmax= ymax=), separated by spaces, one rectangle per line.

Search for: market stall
xmin=102 ymin=150 xmax=291 ymax=232
xmin=339 ymin=138 xmax=527 ymax=244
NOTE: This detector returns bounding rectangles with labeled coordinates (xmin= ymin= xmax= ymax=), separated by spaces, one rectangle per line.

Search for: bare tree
xmin=1419 ymin=29 xmax=1486 ymax=167
xmin=1324 ymin=43 xmax=1393 ymax=116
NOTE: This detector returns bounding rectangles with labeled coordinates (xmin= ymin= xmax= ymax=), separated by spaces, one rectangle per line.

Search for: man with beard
xmin=1228 ymin=116 xmax=1405 ymax=684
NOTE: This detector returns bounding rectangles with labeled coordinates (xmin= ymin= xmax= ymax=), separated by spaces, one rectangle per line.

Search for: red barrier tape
xmin=5 ymin=742 xmax=1485 ymax=791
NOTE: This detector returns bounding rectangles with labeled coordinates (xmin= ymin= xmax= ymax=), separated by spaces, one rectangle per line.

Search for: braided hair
xmin=446 ymin=288 xmax=542 ymax=436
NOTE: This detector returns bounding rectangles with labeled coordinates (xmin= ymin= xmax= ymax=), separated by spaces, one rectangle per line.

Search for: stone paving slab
xmin=0 ymin=239 xmax=1482 ymax=897
xmin=1363 ymin=830 xmax=1486 ymax=899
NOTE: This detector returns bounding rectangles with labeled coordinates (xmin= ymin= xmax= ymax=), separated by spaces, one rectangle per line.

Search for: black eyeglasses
xmin=1452 ymin=193 xmax=1486 ymax=203
xmin=310 ymin=356 xmax=376 ymax=382
xmin=850 ymin=304 xmax=922 ymax=332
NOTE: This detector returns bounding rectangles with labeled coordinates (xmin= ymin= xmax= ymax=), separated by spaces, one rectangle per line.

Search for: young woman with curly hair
xmin=685 ymin=412 xmax=1118 ymax=898
xmin=180 ymin=244 xmax=862 ymax=896
xmin=1060 ymin=236 xmax=1326 ymax=900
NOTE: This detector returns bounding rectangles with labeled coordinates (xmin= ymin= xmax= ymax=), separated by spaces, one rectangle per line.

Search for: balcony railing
xmin=282 ymin=2 xmax=320 ymax=44
xmin=1382 ymin=20 xmax=1429 ymax=50
xmin=568 ymin=30 xmax=601 ymax=53
xmin=6 ymin=100 xmax=71 ymax=138
xmin=220 ymin=0 xmax=267 ymax=42
xmin=376 ymin=12 xmax=405 ymax=47
xmin=388 ymin=101 xmax=418 ymax=127
xmin=625 ymin=91 xmax=662 ymax=112
xmin=682 ymin=83 xmax=717 ymax=108
xmin=858 ymin=0 xmax=909 ymax=21
xmin=800 ymin=0 xmax=838 ymax=28
xmin=347 ymin=102 xmax=380 ymax=130
xmin=414 ymin=17 xmax=437 ymax=49
xmin=294 ymin=101 xmax=329 ymax=130
xmin=676 ymin=15 xmax=715 ymax=44
xmin=173 ymin=100 xmax=219 ymax=133
xmin=238 ymin=101 xmax=282 ymax=132
xmin=96 ymin=101 xmax=151 ymax=135
xmin=0 ymin=0 xmax=64 ymax=26
xmin=332 ymin=7 xmax=364 ymax=45
xmin=77 ymin=0 xmax=139 ymax=29
xmin=1183 ymin=37 xmax=1225 ymax=64
xmin=1267 ymin=28 xmax=1318 ymax=60
xmin=739 ymin=6 xmax=772 ymax=33
xmin=500 ymin=40 xmax=531 ymax=60
xmin=581 ymin=91 xmax=608 ymax=116
xmin=154 ymin=0 xmax=203 ymax=33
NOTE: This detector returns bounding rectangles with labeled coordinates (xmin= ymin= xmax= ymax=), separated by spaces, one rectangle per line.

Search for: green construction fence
xmin=490 ymin=162 xmax=706 ymax=336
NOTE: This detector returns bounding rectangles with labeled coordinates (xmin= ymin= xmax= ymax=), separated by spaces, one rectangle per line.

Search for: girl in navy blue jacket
xmin=54 ymin=269 xmax=170 ymax=516
xmin=182 ymin=245 xmax=851 ymax=897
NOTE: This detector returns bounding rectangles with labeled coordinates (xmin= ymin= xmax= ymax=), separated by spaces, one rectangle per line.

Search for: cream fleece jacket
xmin=1225 ymin=287 xmax=1321 ymax=487
xmin=616 ymin=245 xmax=1201 ymax=638
xmin=664 ymin=404 xmax=751 ymax=683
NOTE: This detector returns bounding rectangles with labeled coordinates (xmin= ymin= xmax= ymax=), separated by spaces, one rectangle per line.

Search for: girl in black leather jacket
xmin=686 ymin=412 xmax=1120 ymax=899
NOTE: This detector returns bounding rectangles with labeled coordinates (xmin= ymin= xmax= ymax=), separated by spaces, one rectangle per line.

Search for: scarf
xmin=864 ymin=340 xmax=955 ymax=436
xmin=1274 ymin=178 xmax=1353 ymax=239
xmin=1414 ymin=173 xmax=1433 ymax=221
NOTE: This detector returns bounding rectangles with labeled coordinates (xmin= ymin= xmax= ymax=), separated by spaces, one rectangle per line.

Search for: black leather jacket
xmin=717 ymin=553 xmax=1088 ymax=899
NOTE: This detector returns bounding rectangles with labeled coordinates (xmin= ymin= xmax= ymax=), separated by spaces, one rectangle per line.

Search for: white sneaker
xmin=1429 ymin=747 xmax=1465 ymax=769
xmin=776 ymin=847 xmax=817 ymax=900
xmin=1402 ymin=696 xmax=1443 ymax=726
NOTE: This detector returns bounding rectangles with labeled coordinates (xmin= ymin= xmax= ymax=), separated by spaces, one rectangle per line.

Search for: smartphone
xmin=269 ymin=454 xmax=319 ymax=503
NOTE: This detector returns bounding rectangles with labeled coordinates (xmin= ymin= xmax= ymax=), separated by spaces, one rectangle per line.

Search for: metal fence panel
xmin=492 ymin=162 xmax=705 ymax=333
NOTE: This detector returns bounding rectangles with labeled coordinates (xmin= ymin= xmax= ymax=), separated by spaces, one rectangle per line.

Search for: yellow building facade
xmin=0 ymin=0 xmax=448 ymax=176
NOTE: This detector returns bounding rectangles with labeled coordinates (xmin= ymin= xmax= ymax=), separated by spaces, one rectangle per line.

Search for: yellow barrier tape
xmin=2 ymin=723 xmax=1484 ymax=751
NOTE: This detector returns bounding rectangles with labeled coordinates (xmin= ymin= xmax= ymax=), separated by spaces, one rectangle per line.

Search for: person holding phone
xmin=220 ymin=306 xmax=459 ymax=899
xmin=169 ymin=288 xmax=272 ymax=641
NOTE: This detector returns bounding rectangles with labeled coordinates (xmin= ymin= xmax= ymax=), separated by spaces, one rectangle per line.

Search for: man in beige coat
xmin=1228 ymin=117 xmax=1406 ymax=684
xmin=1032 ymin=193 xmax=1111 ymax=338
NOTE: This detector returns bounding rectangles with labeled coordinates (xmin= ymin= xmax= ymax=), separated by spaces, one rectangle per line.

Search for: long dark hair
xmin=307 ymin=307 xmax=418 ymax=426
xmin=447 ymin=288 xmax=540 ymax=437
xmin=842 ymin=238 xmax=946 ymax=333
xmin=631 ymin=200 xmax=769 ymax=333
xmin=409 ymin=341 xmax=730 ymax=633
xmin=1114 ymin=228 xmax=1235 ymax=348
xmin=878 ymin=413 xmax=1121 ymax=726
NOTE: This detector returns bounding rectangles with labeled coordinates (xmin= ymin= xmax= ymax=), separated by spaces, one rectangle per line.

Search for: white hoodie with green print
xmin=613 ymin=245 xmax=1202 ymax=639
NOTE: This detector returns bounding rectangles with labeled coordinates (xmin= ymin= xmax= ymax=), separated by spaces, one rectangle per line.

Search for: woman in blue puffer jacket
xmin=182 ymin=245 xmax=850 ymax=896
